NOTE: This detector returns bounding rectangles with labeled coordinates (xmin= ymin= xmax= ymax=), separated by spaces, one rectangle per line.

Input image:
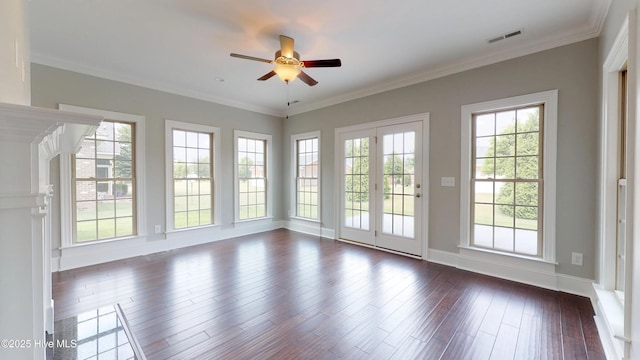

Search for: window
xmin=165 ymin=120 xmax=220 ymax=231
xmin=72 ymin=120 xmax=136 ymax=242
xmin=461 ymin=90 xmax=557 ymax=261
xmin=235 ymin=131 xmax=271 ymax=221
xmin=292 ymin=132 xmax=320 ymax=220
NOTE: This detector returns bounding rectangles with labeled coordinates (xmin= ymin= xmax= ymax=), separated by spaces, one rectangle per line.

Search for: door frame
xmin=334 ymin=113 xmax=430 ymax=259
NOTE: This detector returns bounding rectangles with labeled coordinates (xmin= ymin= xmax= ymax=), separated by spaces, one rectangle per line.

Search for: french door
xmin=339 ymin=121 xmax=423 ymax=256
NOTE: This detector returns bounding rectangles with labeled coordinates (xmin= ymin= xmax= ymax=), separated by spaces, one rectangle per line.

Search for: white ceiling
xmin=29 ymin=0 xmax=610 ymax=117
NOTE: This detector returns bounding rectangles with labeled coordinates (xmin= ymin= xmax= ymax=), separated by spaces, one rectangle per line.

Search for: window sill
xmin=166 ymin=224 xmax=219 ymax=235
xmin=593 ymin=285 xmax=629 ymax=343
xmin=459 ymin=245 xmax=557 ymax=265
xmin=233 ymin=216 xmax=273 ymax=224
xmin=289 ymin=216 xmax=321 ymax=224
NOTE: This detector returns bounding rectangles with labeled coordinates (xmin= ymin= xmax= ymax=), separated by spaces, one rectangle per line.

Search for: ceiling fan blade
xmin=280 ymin=35 xmax=295 ymax=58
xmin=303 ymin=59 xmax=342 ymax=68
xmin=257 ymin=71 xmax=277 ymax=81
xmin=297 ymin=71 xmax=318 ymax=86
xmin=230 ymin=53 xmax=272 ymax=64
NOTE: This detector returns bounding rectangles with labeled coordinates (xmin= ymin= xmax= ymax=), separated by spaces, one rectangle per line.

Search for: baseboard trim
xmin=284 ymin=219 xmax=335 ymax=239
xmin=426 ymin=248 xmax=594 ymax=297
xmin=52 ymin=220 xmax=287 ymax=271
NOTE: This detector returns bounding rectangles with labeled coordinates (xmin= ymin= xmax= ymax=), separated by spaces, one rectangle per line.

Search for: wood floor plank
xmin=52 ymin=229 xmax=605 ymax=360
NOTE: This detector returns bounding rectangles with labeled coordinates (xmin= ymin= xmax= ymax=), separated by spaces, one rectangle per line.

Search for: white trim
xmin=164 ymin=119 xmax=221 ymax=232
xmin=596 ymin=11 xmax=635 ymax=360
xmin=285 ymin=218 xmax=335 ymax=239
xmin=58 ymin=104 xmax=146 ymax=247
xmin=426 ymin=248 xmax=594 ymax=298
xmin=460 ymin=90 xmax=558 ymax=262
xmin=290 ymin=131 xmax=321 ymax=221
xmin=233 ymin=130 xmax=273 ymax=222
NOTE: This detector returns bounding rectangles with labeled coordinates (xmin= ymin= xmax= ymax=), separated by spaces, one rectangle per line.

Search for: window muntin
xmin=471 ymin=105 xmax=543 ymax=256
xmin=295 ymin=136 xmax=319 ymax=220
xmin=73 ymin=120 xmax=135 ymax=243
xmin=171 ymin=129 xmax=213 ymax=229
xmin=237 ymin=135 xmax=268 ymax=220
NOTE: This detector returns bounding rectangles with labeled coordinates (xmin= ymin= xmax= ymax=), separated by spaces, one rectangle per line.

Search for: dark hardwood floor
xmin=52 ymin=229 xmax=605 ymax=359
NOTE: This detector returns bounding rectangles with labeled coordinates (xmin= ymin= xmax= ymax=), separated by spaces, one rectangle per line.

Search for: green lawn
xmin=474 ymin=193 xmax=537 ymax=230
xmin=76 ymin=200 xmax=134 ymax=242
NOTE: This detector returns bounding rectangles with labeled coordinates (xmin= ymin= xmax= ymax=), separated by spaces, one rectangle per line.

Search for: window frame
xmin=164 ymin=120 xmax=221 ymax=232
xmin=291 ymin=131 xmax=321 ymax=222
xmin=234 ymin=130 xmax=272 ymax=222
xmin=460 ymin=90 xmax=557 ymax=262
xmin=59 ymin=104 xmax=146 ymax=247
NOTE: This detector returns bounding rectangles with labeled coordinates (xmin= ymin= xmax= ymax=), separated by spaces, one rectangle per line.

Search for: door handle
xmin=416 ymin=193 xmax=421 ymax=198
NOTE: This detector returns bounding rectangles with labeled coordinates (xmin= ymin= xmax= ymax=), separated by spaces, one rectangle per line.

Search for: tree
xmin=383 ymin=153 xmax=415 ymax=199
xmin=346 ymin=139 xmax=369 ymax=202
xmin=238 ymin=156 xmax=253 ymax=180
xmin=481 ymin=115 xmax=539 ymax=219
xmin=114 ymin=124 xmax=132 ymax=178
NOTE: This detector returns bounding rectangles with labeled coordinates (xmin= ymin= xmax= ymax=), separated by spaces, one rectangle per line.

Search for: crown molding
xmin=288 ymin=24 xmax=602 ymax=116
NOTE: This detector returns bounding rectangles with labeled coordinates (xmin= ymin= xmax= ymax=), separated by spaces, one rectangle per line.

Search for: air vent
xmin=488 ymin=29 xmax=523 ymax=44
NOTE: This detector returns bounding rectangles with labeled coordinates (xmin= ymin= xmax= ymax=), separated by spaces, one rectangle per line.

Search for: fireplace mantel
xmin=0 ymin=101 xmax=102 ymax=360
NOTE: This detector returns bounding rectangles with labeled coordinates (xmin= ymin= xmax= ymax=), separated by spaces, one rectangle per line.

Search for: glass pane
xmin=115 ymin=217 xmax=133 ymax=237
xmin=174 ymin=180 xmax=187 ymax=196
xmin=516 ymin=133 xmax=538 ymax=156
xmin=199 ymin=133 xmax=210 ymax=149
xmin=187 ymin=148 xmax=199 ymax=162
xmin=496 ymin=110 xmax=516 ymax=134
xmin=76 ymin=159 xmax=96 ymax=178
xmin=494 ymin=227 xmax=514 ymax=251
xmin=517 ymin=107 xmax=539 ymax=132
xmin=496 ymin=205 xmax=514 ymax=227
xmin=199 ymin=180 xmax=211 ymax=195
xmin=474 ymin=203 xmax=493 ymax=226
xmin=175 ymin=196 xmax=187 ymax=212
xmin=76 ymin=221 xmax=97 ymax=242
xmin=114 ymin=160 xmax=131 ymax=178
xmin=476 ymin=158 xmax=494 ymax=178
xmin=115 ymin=180 xmax=132 ymax=198
xmin=515 ymin=229 xmax=538 ymax=255
xmin=186 ymin=132 xmax=198 ymax=147
xmin=98 ymin=219 xmax=115 ymax=239
xmin=474 ymin=181 xmax=493 ymax=204
xmin=187 ymin=210 xmax=200 ymax=227
xmin=494 ymin=182 xmax=514 ymax=204
xmin=515 ymin=183 xmax=538 ymax=206
xmin=199 ymin=195 xmax=212 ymax=210
xmin=115 ymin=199 xmax=133 ymax=217
xmin=77 ymin=201 xmax=97 ymax=221
xmin=495 ymin=135 xmax=515 ymax=156
xmin=174 ymin=212 xmax=187 ymax=229
xmin=113 ymin=123 xmax=130 ymax=141
xmin=515 ymin=206 xmax=538 ymax=230
xmin=473 ymin=224 xmax=493 ymax=248
xmin=495 ymin=157 xmax=515 ymax=178
xmin=97 ymin=201 xmax=114 ymax=219
xmin=173 ymin=130 xmax=186 ymax=147
xmin=115 ymin=142 xmax=131 ymax=161
xmin=200 ymin=210 xmax=212 ymax=224
xmin=516 ymin=156 xmax=538 ymax=179
xmin=77 ymin=139 xmax=95 ymax=158
xmin=476 ymin=136 xmax=493 ymax=158
xmin=475 ymin=114 xmax=495 ymax=137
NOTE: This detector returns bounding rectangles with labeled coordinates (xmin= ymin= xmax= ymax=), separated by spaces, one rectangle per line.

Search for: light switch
xmin=441 ymin=177 xmax=455 ymax=187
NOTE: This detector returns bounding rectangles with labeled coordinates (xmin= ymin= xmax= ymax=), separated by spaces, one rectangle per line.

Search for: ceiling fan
xmin=230 ymin=35 xmax=341 ymax=86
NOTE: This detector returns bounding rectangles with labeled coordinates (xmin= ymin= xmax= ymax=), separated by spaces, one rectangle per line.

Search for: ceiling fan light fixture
xmin=274 ymin=63 xmax=301 ymax=82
